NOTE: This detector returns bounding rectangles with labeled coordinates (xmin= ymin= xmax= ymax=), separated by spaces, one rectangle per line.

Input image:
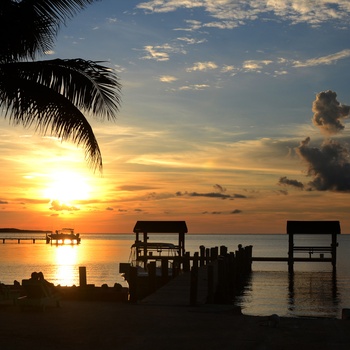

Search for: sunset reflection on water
xmin=52 ymin=244 xmax=79 ymax=286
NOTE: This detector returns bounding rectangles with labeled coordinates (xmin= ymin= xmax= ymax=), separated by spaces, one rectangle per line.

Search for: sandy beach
xmin=1 ymin=300 xmax=350 ymax=350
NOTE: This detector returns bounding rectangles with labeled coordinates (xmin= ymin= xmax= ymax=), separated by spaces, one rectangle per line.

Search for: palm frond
xmin=0 ymin=0 xmax=99 ymax=61
xmin=1 ymin=59 xmax=121 ymax=119
xmin=0 ymin=59 xmax=122 ymax=171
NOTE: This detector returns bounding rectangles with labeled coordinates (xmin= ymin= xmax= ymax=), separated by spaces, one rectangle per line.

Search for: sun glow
xmin=43 ymin=171 xmax=91 ymax=204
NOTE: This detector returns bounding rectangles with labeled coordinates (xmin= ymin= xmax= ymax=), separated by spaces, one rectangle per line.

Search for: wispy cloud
xmin=178 ymin=84 xmax=210 ymax=90
xmin=292 ymin=49 xmax=350 ymax=67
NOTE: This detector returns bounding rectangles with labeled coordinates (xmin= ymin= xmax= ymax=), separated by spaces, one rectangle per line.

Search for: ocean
xmin=1 ymin=232 xmax=349 ymax=319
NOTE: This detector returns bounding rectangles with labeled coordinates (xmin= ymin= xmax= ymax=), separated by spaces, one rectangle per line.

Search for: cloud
xmin=293 ymin=49 xmax=350 ymax=68
xmin=177 ymin=36 xmax=207 ymax=45
xmin=0 ymin=200 xmax=8 ymax=204
xmin=296 ymin=137 xmax=350 ymax=191
xmin=49 ymin=200 xmax=80 ymax=211
xmin=176 ymin=191 xmax=246 ymax=199
xmin=202 ymin=209 xmax=242 ymax=215
xmin=312 ymin=90 xmax=350 ymax=135
xmin=278 ymin=176 xmax=304 ymax=189
xmin=213 ymin=184 xmax=226 ymax=193
xmin=231 ymin=209 xmax=242 ymax=214
xmin=242 ymin=60 xmax=273 ymax=72
xmin=141 ymin=45 xmax=170 ymax=61
xmin=186 ymin=61 xmax=218 ymax=72
xmin=141 ymin=43 xmax=186 ymax=61
xmin=176 ymin=191 xmax=231 ymax=199
xmin=136 ymin=1 xmax=350 ymax=29
xmin=159 ymin=75 xmax=178 ymax=83
xmin=178 ymin=84 xmax=210 ymax=90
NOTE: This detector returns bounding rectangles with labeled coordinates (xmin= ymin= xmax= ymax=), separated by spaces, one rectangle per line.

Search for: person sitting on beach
xmin=29 ymin=272 xmax=39 ymax=281
xmin=37 ymin=272 xmax=56 ymax=294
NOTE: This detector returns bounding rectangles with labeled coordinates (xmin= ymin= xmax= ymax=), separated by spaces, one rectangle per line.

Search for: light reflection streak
xmin=53 ymin=245 xmax=79 ymax=286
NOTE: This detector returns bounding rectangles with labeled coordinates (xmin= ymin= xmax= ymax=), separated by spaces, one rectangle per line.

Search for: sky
xmin=1 ymin=0 xmax=350 ymax=234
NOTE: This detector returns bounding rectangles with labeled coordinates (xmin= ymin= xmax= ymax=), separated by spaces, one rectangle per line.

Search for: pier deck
xmin=142 ymin=265 xmax=210 ymax=306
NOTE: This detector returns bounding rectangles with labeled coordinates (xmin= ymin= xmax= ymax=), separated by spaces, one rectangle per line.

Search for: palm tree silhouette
xmin=0 ymin=0 xmax=121 ymax=172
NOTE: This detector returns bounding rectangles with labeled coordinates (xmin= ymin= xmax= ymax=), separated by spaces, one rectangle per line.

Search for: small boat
xmin=46 ymin=228 xmax=81 ymax=244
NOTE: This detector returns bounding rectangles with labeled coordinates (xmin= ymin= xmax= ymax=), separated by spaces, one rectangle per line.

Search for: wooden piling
xmin=79 ymin=266 xmax=87 ymax=287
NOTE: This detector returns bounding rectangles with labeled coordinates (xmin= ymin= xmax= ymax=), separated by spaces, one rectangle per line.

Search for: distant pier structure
xmin=286 ymin=220 xmax=340 ymax=273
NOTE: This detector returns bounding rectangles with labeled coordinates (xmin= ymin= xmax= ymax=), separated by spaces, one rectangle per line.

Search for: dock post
xmin=79 ymin=266 xmax=87 ymax=287
xmin=199 ymin=245 xmax=205 ymax=266
xmin=183 ymin=252 xmax=191 ymax=272
xmin=190 ymin=256 xmax=199 ymax=306
xmin=331 ymin=232 xmax=337 ymax=272
xmin=207 ymin=263 xmax=214 ymax=303
xmin=161 ymin=258 xmax=168 ymax=285
xmin=148 ymin=262 xmax=157 ymax=294
xmin=129 ymin=266 xmax=138 ymax=303
xmin=288 ymin=232 xmax=294 ymax=273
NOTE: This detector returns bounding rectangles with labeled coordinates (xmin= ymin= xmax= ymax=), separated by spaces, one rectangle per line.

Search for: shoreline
xmin=1 ymin=300 xmax=350 ymax=350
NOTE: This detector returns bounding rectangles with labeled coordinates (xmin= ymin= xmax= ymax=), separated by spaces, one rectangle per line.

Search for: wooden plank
xmin=252 ymin=257 xmax=332 ymax=262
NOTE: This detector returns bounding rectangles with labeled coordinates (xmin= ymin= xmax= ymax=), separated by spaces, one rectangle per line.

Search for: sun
xmin=43 ymin=171 xmax=91 ymax=204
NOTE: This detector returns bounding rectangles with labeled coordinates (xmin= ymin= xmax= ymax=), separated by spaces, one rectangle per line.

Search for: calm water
xmin=1 ymin=233 xmax=349 ymax=319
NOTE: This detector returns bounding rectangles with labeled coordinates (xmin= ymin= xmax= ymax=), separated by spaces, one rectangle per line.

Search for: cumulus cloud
xmin=279 ymin=90 xmax=350 ymax=192
xmin=296 ymin=137 xmax=350 ymax=191
xmin=312 ymin=90 xmax=350 ymax=135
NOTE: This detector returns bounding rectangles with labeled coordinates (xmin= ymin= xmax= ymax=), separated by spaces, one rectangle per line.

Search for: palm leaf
xmin=0 ymin=58 xmax=122 ymax=171
xmin=0 ymin=0 xmax=99 ymax=61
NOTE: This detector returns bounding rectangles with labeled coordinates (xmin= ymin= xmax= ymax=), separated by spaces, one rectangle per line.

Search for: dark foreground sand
xmin=1 ymin=301 xmax=350 ymax=350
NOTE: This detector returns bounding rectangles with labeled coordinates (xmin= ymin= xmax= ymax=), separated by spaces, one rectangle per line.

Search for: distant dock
xmin=1 ymin=237 xmax=48 ymax=244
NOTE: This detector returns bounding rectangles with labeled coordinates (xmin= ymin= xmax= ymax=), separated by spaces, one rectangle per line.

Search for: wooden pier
xmin=250 ymin=221 xmax=340 ymax=272
xmin=1 ymin=237 xmax=48 ymax=244
xmin=122 ymin=219 xmax=342 ymax=305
